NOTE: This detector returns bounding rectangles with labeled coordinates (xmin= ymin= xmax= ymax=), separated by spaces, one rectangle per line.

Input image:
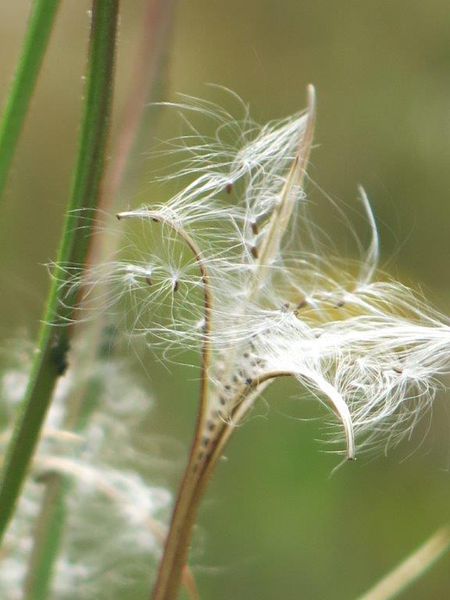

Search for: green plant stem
xmin=22 ymin=474 xmax=67 ymax=600
xmin=21 ymin=0 xmax=178 ymax=594
xmin=0 ymin=0 xmax=60 ymax=203
xmin=0 ymin=0 xmax=120 ymax=547
xmin=22 ymin=370 xmax=104 ymax=600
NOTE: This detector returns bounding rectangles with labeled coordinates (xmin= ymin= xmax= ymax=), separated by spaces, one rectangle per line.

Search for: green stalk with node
xmin=0 ymin=0 xmax=120 ymax=545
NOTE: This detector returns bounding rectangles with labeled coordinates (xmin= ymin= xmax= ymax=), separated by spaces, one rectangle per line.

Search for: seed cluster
xmin=193 ymin=345 xmax=268 ymax=467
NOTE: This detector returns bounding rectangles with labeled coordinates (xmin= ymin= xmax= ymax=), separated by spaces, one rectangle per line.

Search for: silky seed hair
xmin=0 ymin=346 xmax=171 ymax=599
xmin=70 ymin=87 xmax=450 ymax=458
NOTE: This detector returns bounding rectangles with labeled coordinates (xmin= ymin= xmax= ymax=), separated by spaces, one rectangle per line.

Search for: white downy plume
xmin=73 ymin=88 xmax=450 ymax=458
xmin=0 ymin=350 xmax=171 ymax=599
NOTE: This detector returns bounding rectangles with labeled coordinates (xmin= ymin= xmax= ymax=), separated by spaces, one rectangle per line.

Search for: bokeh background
xmin=0 ymin=1 xmax=449 ymax=598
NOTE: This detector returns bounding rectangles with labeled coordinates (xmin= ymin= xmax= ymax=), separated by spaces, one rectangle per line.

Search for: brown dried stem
xmin=150 ymin=371 xmax=291 ymax=600
xmin=357 ymin=525 xmax=450 ymax=600
xmin=116 ymin=211 xmax=213 ymax=600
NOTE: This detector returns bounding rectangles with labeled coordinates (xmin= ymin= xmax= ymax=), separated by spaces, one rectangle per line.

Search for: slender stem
xmin=22 ymin=474 xmax=66 ymax=600
xmin=151 ymin=89 xmax=316 ymax=600
xmin=253 ymin=85 xmax=316 ymax=287
xmin=151 ymin=460 xmax=207 ymax=600
xmin=116 ymin=211 xmax=214 ymax=600
xmin=0 ymin=0 xmax=61 ymax=203
xmin=357 ymin=525 xmax=450 ymax=600
xmin=151 ymin=372 xmax=290 ymax=600
xmin=22 ymin=3 xmax=179 ymax=594
xmin=215 ymin=88 xmax=316 ymax=415
xmin=154 ymin=364 xmax=357 ymax=600
xmin=99 ymin=0 xmax=178 ymax=217
xmin=118 ymin=211 xmax=212 ymax=331
xmin=0 ymin=0 xmax=120 ymax=545
xmin=22 ymin=366 xmax=102 ymax=600
xmin=117 ymin=211 xmax=214 ymax=430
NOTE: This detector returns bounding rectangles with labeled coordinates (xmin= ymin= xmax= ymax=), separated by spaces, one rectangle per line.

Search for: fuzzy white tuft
xmin=72 ymin=88 xmax=450 ymax=457
xmin=0 ymin=348 xmax=171 ymax=599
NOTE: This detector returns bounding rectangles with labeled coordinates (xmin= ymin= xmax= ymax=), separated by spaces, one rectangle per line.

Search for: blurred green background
xmin=0 ymin=1 xmax=449 ymax=599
